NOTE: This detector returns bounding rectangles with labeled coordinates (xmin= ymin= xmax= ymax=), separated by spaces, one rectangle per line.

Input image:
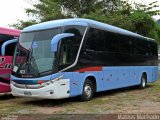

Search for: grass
xmin=0 ymin=79 xmax=160 ymax=115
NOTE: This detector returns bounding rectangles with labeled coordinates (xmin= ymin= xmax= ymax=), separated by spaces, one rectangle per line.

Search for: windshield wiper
xmin=39 ymin=70 xmax=53 ymax=76
xmin=28 ymin=48 xmax=33 ymax=65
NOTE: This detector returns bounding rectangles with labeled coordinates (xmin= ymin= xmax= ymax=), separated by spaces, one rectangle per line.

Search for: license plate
xmin=24 ymin=91 xmax=32 ymax=96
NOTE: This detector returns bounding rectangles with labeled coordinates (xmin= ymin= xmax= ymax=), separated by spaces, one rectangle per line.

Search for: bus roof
xmin=23 ymin=18 xmax=154 ymax=40
xmin=0 ymin=27 xmax=21 ymax=36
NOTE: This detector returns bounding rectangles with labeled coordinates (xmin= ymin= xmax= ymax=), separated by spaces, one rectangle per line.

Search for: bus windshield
xmin=13 ymin=28 xmax=61 ymax=76
xmin=13 ymin=25 xmax=87 ymax=77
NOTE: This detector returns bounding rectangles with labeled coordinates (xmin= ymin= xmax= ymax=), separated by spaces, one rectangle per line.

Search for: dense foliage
xmin=11 ymin=0 xmax=160 ymax=43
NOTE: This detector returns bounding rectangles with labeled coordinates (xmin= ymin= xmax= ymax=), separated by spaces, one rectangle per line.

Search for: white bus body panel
xmin=11 ymin=79 xmax=70 ymax=99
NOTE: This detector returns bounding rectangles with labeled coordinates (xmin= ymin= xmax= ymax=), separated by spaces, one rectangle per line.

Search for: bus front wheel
xmin=80 ymin=79 xmax=94 ymax=101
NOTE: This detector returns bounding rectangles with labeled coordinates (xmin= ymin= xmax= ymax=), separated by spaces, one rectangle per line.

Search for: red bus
xmin=0 ymin=27 xmax=20 ymax=93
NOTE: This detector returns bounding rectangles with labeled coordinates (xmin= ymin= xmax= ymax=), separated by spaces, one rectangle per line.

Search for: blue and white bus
xmin=11 ymin=19 xmax=158 ymax=101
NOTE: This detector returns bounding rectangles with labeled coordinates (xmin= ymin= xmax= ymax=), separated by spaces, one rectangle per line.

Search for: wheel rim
xmin=142 ymin=77 xmax=146 ymax=88
xmin=84 ymin=84 xmax=92 ymax=98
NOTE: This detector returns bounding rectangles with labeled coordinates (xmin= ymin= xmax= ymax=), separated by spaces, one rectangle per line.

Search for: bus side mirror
xmin=1 ymin=39 xmax=17 ymax=56
xmin=51 ymin=33 xmax=75 ymax=52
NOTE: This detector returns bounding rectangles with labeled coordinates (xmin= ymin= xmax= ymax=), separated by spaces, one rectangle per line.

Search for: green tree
xmin=11 ymin=0 xmax=123 ymax=28
xmin=11 ymin=0 xmax=64 ymax=28
xmin=11 ymin=20 xmax=37 ymax=30
xmin=25 ymin=0 xmax=65 ymax=22
xmin=83 ymin=1 xmax=160 ymax=43
xmin=11 ymin=0 xmax=160 ymax=43
xmin=60 ymin=0 xmax=103 ymax=17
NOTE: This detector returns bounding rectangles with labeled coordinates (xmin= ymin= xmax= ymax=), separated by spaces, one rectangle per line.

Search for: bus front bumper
xmin=11 ymin=79 xmax=70 ymax=99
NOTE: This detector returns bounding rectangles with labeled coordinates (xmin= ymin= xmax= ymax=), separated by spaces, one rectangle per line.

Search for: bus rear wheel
xmin=80 ymin=79 xmax=94 ymax=101
xmin=140 ymin=74 xmax=147 ymax=89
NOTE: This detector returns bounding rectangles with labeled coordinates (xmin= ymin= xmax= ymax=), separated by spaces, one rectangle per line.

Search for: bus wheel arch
xmin=140 ymin=72 xmax=147 ymax=89
xmin=80 ymin=76 xmax=97 ymax=101
xmin=86 ymin=76 xmax=97 ymax=92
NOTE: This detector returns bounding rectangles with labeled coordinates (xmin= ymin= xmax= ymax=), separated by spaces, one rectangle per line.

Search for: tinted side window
xmin=85 ymin=28 xmax=105 ymax=52
xmin=118 ymin=35 xmax=131 ymax=54
xmin=59 ymin=38 xmax=74 ymax=65
xmin=0 ymin=34 xmax=16 ymax=55
xmin=5 ymin=43 xmax=16 ymax=56
xmin=104 ymin=32 xmax=119 ymax=53
xmin=59 ymin=26 xmax=86 ymax=69
xmin=64 ymin=25 xmax=86 ymax=54
xmin=134 ymin=38 xmax=149 ymax=55
xmin=85 ymin=28 xmax=133 ymax=54
xmin=149 ymin=41 xmax=158 ymax=57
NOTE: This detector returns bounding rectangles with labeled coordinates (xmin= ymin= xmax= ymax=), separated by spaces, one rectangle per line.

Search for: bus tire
xmin=80 ymin=79 xmax=94 ymax=101
xmin=139 ymin=74 xmax=147 ymax=89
